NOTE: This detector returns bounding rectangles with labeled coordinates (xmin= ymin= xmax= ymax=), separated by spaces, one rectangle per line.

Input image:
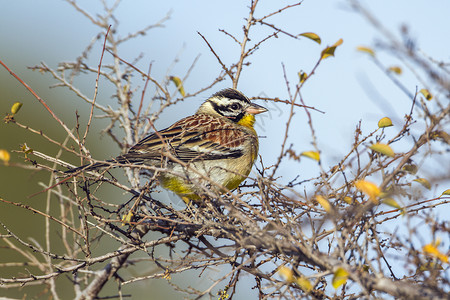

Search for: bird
xmin=66 ymin=88 xmax=267 ymax=203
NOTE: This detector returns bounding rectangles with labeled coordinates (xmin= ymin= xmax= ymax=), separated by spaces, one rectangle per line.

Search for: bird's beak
xmin=246 ymin=103 xmax=268 ymax=115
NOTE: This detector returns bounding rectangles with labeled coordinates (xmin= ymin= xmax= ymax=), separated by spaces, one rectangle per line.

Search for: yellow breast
xmin=159 ymin=114 xmax=260 ymax=203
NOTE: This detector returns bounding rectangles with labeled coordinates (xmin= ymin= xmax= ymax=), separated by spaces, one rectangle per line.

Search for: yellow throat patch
xmin=237 ymin=114 xmax=256 ymax=130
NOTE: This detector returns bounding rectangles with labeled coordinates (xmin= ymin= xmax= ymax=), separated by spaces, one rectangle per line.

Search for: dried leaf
xmin=440 ymin=189 xmax=450 ymax=196
xmin=286 ymin=149 xmax=300 ymax=161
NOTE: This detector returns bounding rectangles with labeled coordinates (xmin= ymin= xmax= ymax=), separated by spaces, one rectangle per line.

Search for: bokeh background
xmin=1 ymin=0 xmax=449 ymax=298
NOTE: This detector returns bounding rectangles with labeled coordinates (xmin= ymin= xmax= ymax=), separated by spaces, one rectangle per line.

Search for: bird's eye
xmin=230 ymin=103 xmax=240 ymax=110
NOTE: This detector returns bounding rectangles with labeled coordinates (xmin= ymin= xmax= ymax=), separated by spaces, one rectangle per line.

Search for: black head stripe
xmin=212 ymin=88 xmax=250 ymax=104
xmin=209 ymin=100 xmax=245 ymax=122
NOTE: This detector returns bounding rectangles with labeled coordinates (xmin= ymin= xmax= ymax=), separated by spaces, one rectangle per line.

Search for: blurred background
xmin=1 ymin=0 xmax=449 ymax=298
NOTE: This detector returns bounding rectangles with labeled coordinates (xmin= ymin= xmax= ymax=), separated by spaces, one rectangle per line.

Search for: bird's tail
xmin=64 ymin=161 xmax=112 ymax=174
xmin=64 ymin=156 xmax=144 ymax=174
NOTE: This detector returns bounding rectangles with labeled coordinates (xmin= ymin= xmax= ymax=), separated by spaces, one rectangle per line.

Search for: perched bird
xmin=66 ymin=88 xmax=267 ymax=203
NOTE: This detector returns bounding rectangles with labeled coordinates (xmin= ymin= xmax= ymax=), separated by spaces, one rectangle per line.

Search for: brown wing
xmin=64 ymin=114 xmax=250 ymax=173
xmin=126 ymin=114 xmax=248 ymax=163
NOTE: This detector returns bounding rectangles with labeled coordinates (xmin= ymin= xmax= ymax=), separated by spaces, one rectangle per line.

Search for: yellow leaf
xmin=316 ymin=195 xmax=332 ymax=213
xmin=218 ymin=289 xmax=229 ymax=300
xmin=361 ymin=265 xmax=370 ymax=272
xmin=11 ymin=102 xmax=23 ymax=115
xmin=430 ymin=130 xmax=450 ymax=144
xmin=169 ymin=76 xmax=186 ymax=97
xmin=440 ymin=189 xmax=450 ymax=196
xmin=278 ymin=266 xmax=294 ymax=282
xmin=301 ymin=151 xmax=320 ymax=162
xmin=299 ymin=32 xmax=321 ymax=44
xmin=419 ymin=262 xmax=444 ymax=272
xmin=419 ymin=89 xmax=433 ymax=101
xmin=321 ymin=38 xmax=343 ymax=59
xmin=413 ymin=178 xmax=431 ymax=190
xmin=343 ymin=196 xmax=353 ymax=204
xmin=388 ymin=66 xmax=402 ymax=75
xmin=332 ymin=267 xmax=349 ymax=289
xmin=381 ymin=184 xmax=394 ymax=196
xmin=356 ymin=46 xmax=375 ymax=57
xmin=298 ymin=71 xmax=308 ymax=84
xmin=423 ymin=241 xmax=449 ymax=263
xmin=377 ymin=117 xmax=393 ymax=128
xmin=163 ymin=268 xmax=172 ymax=280
xmin=355 ymin=180 xmax=381 ymax=203
xmin=121 ymin=211 xmax=134 ymax=226
xmin=21 ymin=144 xmax=33 ymax=154
xmin=296 ymin=276 xmax=313 ymax=292
xmin=369 ymin=143 xmax=395 ymax=157
xmin=382 ymin=198 xmax=402 ymax=210
xmin=0 ymin=149 xmax=10 ymax=163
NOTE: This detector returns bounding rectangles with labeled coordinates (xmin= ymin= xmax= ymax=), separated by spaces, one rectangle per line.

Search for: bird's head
xmin=197 ymin=88 xmax=268 ymax=127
